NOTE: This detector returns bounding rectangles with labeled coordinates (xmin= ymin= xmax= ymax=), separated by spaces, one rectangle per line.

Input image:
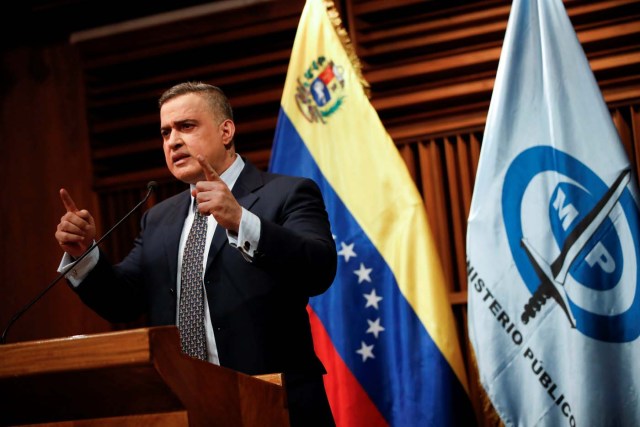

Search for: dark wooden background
xmin=2 ymin=0 xmax=639 ymax=424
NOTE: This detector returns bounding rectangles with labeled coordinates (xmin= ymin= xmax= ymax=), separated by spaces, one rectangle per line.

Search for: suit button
xmin=243 ymin=241 xmax=250 ymax=251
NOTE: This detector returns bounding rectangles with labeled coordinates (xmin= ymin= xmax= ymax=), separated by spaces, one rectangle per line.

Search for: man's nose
xmin=167 ymin=132 xmax=183 ymax=148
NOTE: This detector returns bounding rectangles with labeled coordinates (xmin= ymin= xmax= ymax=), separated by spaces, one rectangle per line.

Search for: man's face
xmin=160 ymin=93 xmax=235 ymax=184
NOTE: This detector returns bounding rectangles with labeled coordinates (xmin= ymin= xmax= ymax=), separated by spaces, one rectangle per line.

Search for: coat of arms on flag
xmin=295 ymin=56 xmax=345 ymax=123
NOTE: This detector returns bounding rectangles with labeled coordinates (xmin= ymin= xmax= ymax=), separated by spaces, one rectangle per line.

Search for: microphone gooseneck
xmin=0 ymin=182 xmax=157 ymax=344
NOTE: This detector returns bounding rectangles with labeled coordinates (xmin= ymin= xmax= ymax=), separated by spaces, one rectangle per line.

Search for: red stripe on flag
xmin=308 ymin=306 xmax=388 ymax=427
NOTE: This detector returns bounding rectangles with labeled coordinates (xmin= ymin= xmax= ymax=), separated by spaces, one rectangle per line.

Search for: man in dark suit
xmin=55 ymin=82 xmax=337 ymax=426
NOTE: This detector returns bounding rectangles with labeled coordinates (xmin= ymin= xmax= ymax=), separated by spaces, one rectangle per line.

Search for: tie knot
xmin=193 ymin=199 xmax=207 ymax=219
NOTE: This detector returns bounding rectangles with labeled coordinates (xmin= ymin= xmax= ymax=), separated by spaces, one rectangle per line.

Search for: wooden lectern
xmin=0 ymin=326 xmax=289 ymax=426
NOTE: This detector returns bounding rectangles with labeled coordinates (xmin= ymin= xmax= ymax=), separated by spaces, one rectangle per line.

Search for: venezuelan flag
xmin=269 ymin=0 xmax=475 ymax=424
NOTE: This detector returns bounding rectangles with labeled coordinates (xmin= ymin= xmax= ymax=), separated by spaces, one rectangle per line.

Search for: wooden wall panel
xmin=418 ymin=140 xmax=456 ymax=292
xmin=0 ymin=44 xmax=111 ymax=343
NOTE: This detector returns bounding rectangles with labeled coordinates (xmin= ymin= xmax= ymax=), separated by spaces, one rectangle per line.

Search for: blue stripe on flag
xmin=270 ymin=109 xmax=469 ymax=425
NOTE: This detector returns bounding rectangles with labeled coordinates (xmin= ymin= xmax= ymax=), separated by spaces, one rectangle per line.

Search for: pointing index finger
xmin=197 ymin=155 xmax=222 ymax=182
xmin=59 ymin=188 xmax=79 ymax=213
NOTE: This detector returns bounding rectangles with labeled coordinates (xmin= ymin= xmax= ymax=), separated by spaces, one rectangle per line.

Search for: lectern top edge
xmin=0 ymin=326 xmax=171 ymax=378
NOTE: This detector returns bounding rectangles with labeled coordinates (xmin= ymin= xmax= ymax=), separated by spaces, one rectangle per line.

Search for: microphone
xmin=0 ymin=181 xmax=158 ymax=344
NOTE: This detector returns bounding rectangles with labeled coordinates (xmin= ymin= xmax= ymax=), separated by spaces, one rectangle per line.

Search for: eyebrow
xmin=174 ymin=119 xmax=196 ymax=126
xmin=160 ymin=119 xmax=196 ymax=132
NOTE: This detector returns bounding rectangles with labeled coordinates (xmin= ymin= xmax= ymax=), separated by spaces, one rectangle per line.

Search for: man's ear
xmin=220 ymin=119 xmax=236 ymax=148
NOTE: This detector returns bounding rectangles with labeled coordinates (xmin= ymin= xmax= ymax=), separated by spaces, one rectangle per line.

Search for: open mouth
xmin=172 ymin=152 xmax=190 ymax=165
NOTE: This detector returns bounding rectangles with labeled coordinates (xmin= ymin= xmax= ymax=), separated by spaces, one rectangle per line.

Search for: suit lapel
xmin=163 ymin=190 xmax=191 ymax=289
xmin=206 ymin=159 xmax=264 ymax=271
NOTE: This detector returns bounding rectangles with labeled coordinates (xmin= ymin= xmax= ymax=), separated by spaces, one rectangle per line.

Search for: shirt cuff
xmin=227 ymin=208 xmax=261 ymax=262
xmin=57 ymin=245 xmax=100 ymax=288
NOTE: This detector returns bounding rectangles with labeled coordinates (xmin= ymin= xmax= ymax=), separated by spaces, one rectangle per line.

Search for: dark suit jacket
xmin=74 ymin=159 xmax=337 ymax=382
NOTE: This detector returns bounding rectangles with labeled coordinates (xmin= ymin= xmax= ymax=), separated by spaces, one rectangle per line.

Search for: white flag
xmin=467 ymin=0 xmax=640 ymax=425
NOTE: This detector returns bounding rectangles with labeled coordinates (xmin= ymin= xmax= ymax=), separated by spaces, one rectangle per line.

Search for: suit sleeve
xmin=72 ymin=213 xmax=149 ymax=323
xmin=254 ymin=177 xmax=337 ymax=296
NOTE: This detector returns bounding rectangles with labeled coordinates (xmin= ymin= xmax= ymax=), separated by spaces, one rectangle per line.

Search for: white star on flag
xmin=338 ymin=242 xmax=357 ymax=262
xmin=366 ymin=317 xmax=385 ymax=339
xmin=353 ymin=262 xmax=373 ymax=284
xmin=356 ymin=341 xmax=375 ymax=362
xmin=363 ymin=289 xmax=383 ymax=309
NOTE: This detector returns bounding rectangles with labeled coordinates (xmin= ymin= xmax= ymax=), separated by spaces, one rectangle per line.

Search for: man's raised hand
xmin=193 ymin=155 xmax=242 ymax=233
xmin=55 ymin=189 xmax=96 ymax=258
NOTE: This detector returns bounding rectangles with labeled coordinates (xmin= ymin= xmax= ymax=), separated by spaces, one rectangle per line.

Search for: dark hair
xmin=158 ymin=82 xmax=234 ymax=122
